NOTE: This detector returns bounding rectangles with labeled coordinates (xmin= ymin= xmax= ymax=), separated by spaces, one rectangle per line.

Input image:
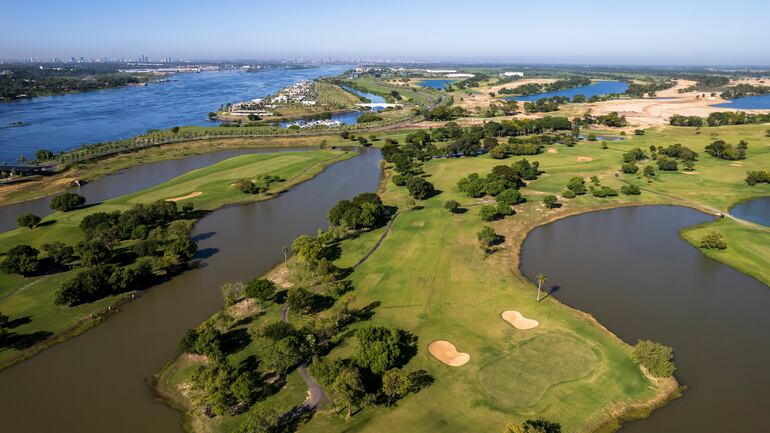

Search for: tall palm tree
xmin=536 ymin=273 xmax=547 ymax=302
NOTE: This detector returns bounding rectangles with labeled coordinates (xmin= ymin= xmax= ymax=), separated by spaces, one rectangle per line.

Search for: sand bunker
xmin=576 ymin=156 xmax=593 ymax=162
xmin=428 ymin=340 xmax=470 ymax=366
xmin=501 ymin=311 xmax=540 ymax=330
xmin=547 ymin=148 xmax=559 ymax=154
xmin=166 ymin=191 xmax=202 ymax=202
xmin=682 ymin=171 xmax=701 ymax=175
xmin=729 ymin=162 xmax=743 ymax=167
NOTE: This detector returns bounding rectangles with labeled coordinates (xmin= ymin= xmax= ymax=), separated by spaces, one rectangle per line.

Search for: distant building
xmin=502 ymin=71 xmax=524 ymax=77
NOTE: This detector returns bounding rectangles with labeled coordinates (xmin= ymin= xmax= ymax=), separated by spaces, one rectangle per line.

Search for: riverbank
xmin=0 ymin=149 xmax=353 ymax=370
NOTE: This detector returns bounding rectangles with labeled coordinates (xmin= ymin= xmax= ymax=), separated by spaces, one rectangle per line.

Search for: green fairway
xmin=0 ymin=149 xmax=350 ymax=368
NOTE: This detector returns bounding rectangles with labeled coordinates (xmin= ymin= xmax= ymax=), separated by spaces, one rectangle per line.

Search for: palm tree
xmin=536 ymin=273 xmax=547 ymax=302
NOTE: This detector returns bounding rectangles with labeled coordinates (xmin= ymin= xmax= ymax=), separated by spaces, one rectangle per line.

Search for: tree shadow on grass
xmin=220 ymin=328 xmax=251 ymax=355
xmin=0 ymin=330 xmax=54 ymax=350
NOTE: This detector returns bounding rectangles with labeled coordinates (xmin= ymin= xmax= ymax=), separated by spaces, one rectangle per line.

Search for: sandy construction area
xmin=428 ymin=340 xmax=470 ymax=366
xmin=585 ymin=79 xmax=770 ymax=129
xmin=166 ymin=191 xmax=202 ymax=202
xmin=501 ymin=311 xmax=540 ymax=330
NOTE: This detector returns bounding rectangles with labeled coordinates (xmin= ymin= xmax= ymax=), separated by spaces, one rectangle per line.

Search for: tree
xmin=632 ymin=340 xmax=676 ymax=377
xmin=405 ymin=177 xmax=435 ymax=200
xmin=77 ymin=240 xmax=112 ymax=266
xmin=643 ymin=165 xmax=656 ymax=181
xmin=436 ymin=197 xmax=461 ymax=215
xmin=236 ymin=405 xmax=280 ymax=433
xmin=330 ymin=367 xmax=364 ymax=418
xmin=382 ymin=368 xmax=411 ymax=406
xmin=291 ymin=235 xmax=324 ymax=264
xmin=286 ymin=287 xmax=314 ymax=314
xmin=41 ymin=241 xmax=75 ymax=268
xmin=479 ymin=205 xmax=500 ymax=221
xmin=50 ymin=192 xmax=86 ymax=212
xmin=356 ymin=326 xmax=402 ymax=374
xmin=543 ymin=195 xmax=558 ymax=209
xmin=477 ymin=226 xmax=502 ymax=254
xmin=17 ymin=213 xmax=41 ymax=229
xmin=699 ymin=231 xmax=727 ymax=250
xmin=35 ymin=149 xmax=54 ymax=161
xmin=565 ymin=177 xmax=586 ymax=195
xmin=0 ymin=244 xmax=40 ymax=276
xmin=536 ymin=273 xmax=547 ymax=302
xmin=245 ymin=279 xmax=276 ymax=306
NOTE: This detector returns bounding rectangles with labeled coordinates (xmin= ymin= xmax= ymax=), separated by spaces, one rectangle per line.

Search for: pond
xmin=714 ymin=93 xmax=770 ymax=109
xmin=521 ymin=205 xmax=770 ymax=433
xmin=505 ymin=81 xmax=629 ymax=101
xmin=418 ymin=79 xmax=456 ymax=90
xmin=731 ymin=196 xmax=770 ymax=227
xmin=0 ymin=147 xmax=382 ymax=433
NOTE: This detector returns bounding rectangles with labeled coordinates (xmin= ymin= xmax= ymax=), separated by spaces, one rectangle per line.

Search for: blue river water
xmin=714 ymin=93 xmax=770 ymax=109
xmin=0 ymin=65 xmax=350 ymax=162
xmin=505 ymin=80 xmax=629 ymax=101
xmin=419 ymin=79 xmax=456 ymax=89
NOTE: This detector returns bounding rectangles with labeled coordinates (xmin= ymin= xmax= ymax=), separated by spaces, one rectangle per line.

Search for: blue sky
xmin=3 ymin=0 xmax=769 ymax=65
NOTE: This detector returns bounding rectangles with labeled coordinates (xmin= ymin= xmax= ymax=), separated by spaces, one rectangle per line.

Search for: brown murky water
xmin=521 ymin=205 xmax=770 ymax=433
xmin=0 ymin=147 xmax=382 ymax=433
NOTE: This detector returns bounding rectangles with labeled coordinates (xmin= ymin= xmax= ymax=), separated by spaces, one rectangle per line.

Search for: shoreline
xmin=0 ymin=149 xmax=355 ymax=371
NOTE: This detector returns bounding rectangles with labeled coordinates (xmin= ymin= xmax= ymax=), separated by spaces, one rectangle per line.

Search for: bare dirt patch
xmin=547 ymin=148 xmax=559 ymax=154
xmin=166 ymin=191 xmax=202 ymax=202
xmin=576 ymin=156 xmax=594 ymax=162
xmin=501 ymin=310 xmax=540 ymax=330
xmin=428 ymin=340 xmax=470 ymax=367
xmin=682 ymin=171 xmax=701 ymax=175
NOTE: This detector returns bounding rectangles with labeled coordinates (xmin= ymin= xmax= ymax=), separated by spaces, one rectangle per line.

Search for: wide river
xmin=521 ymin=206 xmax=770 ymax=433
xmin=0 ymin=147 xmax=382 ymax=433
xmin=0 ymin=65 xmax=350 ymax=162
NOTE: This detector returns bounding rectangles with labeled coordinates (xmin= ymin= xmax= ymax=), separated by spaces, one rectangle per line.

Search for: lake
xmin=714 ymin=93 xmax=770 ymax=109
xmin=419 ymin=79 xmax=455 ymax=89
xmin=0 ymin=65 xmax=350 ymax=162
xmin=731 ymin=196 xmax=770 ymax=226
xmin=521 ymin=205 xmax=770 ymax=433
xmin=505 ymin=80 xmax=629 ymax=101
xmin=0 ymin=147 xmax=382 ymax=433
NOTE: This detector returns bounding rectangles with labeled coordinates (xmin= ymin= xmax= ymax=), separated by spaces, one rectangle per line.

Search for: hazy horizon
xmin=3 ymin=0 xmax=770 ymax=65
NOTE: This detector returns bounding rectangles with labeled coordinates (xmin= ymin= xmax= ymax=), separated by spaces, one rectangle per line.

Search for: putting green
xmin=477 ymin=333 xmax=598 ymax=409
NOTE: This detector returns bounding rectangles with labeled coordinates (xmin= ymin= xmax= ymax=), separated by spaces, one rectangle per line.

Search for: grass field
xmin=350 ymin=77 xmax=440 ymax=106
xmin=156 ymin=123 xmax=769 ymax=433
xmin=315 ymin=82 xmax=364 ymax=108
xmin=0 ymin=149 xmax=351 ymax=368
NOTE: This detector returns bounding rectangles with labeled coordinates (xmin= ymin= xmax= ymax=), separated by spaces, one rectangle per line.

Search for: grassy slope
xmin=351 ymin=77 xmax=439 ymax=106
xmin=0 ymin=149 xmax=350 ymax=368
xmin=315 ymin=82 xmax=363 ymax=108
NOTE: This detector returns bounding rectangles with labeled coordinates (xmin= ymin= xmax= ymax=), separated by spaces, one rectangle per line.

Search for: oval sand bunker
xmin=502 ymin=310 xmax=539 ymax=330
xmin=428 ymin=340 xmax=470 ymax=366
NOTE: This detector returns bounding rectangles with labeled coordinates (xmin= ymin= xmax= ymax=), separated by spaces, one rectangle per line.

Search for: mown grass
xmin=681 ymin=217 xmax=770 ymax=287
xmin=315 ymin=82 xmax=363 ymax=108
xmin=0 ymin=149 xmax=350 ymax=368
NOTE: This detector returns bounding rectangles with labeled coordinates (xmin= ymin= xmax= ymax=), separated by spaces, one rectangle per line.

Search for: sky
xmin=3 ymin=0 xmax=770 ymax=65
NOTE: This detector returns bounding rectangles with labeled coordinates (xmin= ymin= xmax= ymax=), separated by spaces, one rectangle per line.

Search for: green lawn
xmin=681 ymin=217 xmax=770 ymax=286
xmin=0 ymin=149 xmax=351 ymax=368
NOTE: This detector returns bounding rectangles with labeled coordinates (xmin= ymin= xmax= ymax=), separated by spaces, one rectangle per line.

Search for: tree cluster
xmin=631 ymin=340 xmax=676 ymax=378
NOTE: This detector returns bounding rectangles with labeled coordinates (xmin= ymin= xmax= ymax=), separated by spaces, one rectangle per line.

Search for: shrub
xmin=543 ymin=195 xmax=559 ymax=209
xmin=444 ymin=200 xmax=461 ymax=213
xmin=621 ymin=162 xmax=639 ymax=174
xmin=562 ymin=189 xmax=576 ymax=199
xmin=699 ymin=231 xmax=727 ymax=250
xmin=496 ymin=188 xmax=525 ymax=205
xmin=496 ymin=201 xmax=514 ymax=217
xmin=620 ymin=184 xmax=641 ymax=195
xmin=632 ymin=340 xmax=676 ymax=378
xmin=565 ymin=177 xmax=586 ymax=195
xmin=357 ymin=112 xmax=382 ymax=123
xmin=50 ymin=192 xmax=86 ymax=212
xmin=746 ymin=170 xmax=769 ymax=186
